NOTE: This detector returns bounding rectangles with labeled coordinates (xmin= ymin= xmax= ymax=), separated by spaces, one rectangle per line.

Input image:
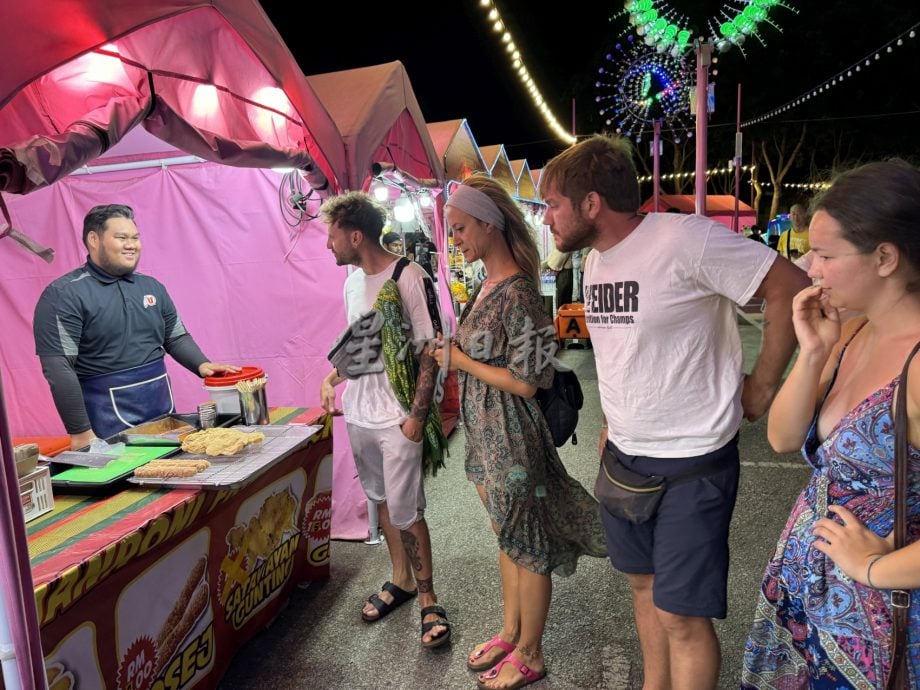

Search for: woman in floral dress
xmin=433 ymin=175 xmax=605 ymax=690
xmin=741 ymin=160 xmax=920 ymax=689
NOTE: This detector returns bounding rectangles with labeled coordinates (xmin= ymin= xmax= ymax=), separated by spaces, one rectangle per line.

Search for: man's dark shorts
xmin=600 ymin=435 xmax=740 ymax=619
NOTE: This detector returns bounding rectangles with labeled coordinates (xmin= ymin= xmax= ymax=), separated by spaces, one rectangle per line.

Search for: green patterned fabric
xmin=373 ymin=279 xmax=448 ymax=476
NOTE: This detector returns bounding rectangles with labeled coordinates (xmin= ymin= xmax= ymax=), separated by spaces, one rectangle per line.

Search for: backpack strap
xmin=390 ymin=256 xmax=442 ymax=336
xmin=390 ymin=257 xmax=411 ymax=283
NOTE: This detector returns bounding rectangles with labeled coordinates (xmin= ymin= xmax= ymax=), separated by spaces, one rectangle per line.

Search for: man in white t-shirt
xmin=540 ymin=135 xmax=809 ymax=689
xmin=319 ymin=191 xmax=450 ymax=649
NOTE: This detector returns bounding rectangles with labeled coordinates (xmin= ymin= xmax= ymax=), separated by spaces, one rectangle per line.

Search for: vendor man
xmin=33 ymin=204 xmax=239 ymax=448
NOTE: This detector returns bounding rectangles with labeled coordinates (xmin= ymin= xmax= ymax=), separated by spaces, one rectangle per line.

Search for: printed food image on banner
xmin=44 ymin=622 xmax=105 ymax=690
xmin=219 ymin=469 xmax=306 ymax=629
xmin=115 ymin=530 xmax=213 ymax=690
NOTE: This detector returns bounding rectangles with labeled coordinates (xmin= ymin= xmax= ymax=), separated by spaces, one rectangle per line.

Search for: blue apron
xmin=80 ymin=359 xmax=175 ymax=438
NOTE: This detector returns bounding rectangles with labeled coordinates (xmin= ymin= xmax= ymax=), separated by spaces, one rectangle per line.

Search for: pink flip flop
xmin=467 ymin=635 xmax=516 ymax=671
xmin=476 ymin=652 xmax=546 ymax=689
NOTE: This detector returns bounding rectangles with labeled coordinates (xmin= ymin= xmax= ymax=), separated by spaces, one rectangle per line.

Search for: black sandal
xmin=361 ymin=581 xmax=417 ymax=623
xmin=420 ymin=605 xmax=452 ymax=648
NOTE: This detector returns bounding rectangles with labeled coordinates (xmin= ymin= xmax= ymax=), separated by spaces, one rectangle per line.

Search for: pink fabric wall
xmin=0 ymin=162 xmax=369 ymax=539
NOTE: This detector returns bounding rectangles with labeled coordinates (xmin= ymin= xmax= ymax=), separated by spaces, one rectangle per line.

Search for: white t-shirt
xmin=584 ymin=213 xmax=776 ymax=457
xmin=342 ymin=259 xmax=437 ymax=429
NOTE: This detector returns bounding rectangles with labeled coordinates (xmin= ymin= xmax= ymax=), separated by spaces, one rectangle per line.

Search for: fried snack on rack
xmin=134 ymin=459 xmax=211 ymax=478
xmin=180 ymin=428 xmax=266 ymax=456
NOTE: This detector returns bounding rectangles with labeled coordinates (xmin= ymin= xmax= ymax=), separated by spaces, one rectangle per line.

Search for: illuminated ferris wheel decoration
xmin=623 ymin=0 xmax=796 ymax=56
xmin=595 ymin=36 xmax=694 ymax=143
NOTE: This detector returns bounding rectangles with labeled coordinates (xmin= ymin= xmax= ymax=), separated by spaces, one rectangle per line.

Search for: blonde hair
xmin=460 ymin=175 xmax=541 ymax=288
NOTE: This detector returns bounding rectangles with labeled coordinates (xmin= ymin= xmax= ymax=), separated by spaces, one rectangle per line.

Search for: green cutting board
xmin=52 ymin=446 xmax=176 ymax=485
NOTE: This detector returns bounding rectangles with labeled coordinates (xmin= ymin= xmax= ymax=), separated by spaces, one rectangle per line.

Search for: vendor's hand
xmin=598 ymin=426 xmax=608 ymax=459
xmin=320 ymin=378 xmax=342 ymax=416
xmin=791 ymin=284 xmax=840 ymax=358
xmin=198 ymin=362 xmax=242 ymax=377
xmin=741 ymin=373 xmax=775 ymax=422
xmin=71 ymin=428 xmax=97 ymax=450
xmin=812 ymin=504 xmax=892 ymax=584
xmin=400 ymin=416 xmax=423 ymax=443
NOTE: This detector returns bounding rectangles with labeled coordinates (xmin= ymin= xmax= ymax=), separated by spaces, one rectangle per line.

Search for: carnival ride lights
xmin=596 ymin=35 xmax=694 ymax=143
xmin=623 ymin=0 xmax=796 ymax=56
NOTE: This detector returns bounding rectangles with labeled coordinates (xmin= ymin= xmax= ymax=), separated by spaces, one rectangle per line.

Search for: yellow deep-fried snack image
xmin=45 ymin=663 xmax=73 ymax=690
xmin=226 ymin=490 xmax=298 ymax=561
xmin=181 ymin=428 xmax=266 ymax=456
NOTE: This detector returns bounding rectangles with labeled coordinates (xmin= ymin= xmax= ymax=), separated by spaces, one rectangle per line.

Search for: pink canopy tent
xmin=0 ymin=2 xmax=358 ymax=687
xmin=479 ymin=144 xmax=517 ymax=196
xmin=427 ymin=118 xmax=488 ymax=184
xmin=639 ymin=194 xmax=756 ymax=230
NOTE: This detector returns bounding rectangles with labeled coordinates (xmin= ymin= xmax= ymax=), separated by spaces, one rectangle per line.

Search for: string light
xmin=477 ymin=0 xmax=575 ymax=145
xmin=759 ymin=181 xmax=831 ymax=190
xmin=743 ymin=20 xmax=920 ymax=126
xmin=637 ymin=163 xmax=756 ymax=182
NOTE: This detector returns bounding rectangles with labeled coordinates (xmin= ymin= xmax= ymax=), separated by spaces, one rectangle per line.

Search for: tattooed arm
xmin=401 ymin=344 xmax=437 ymax=442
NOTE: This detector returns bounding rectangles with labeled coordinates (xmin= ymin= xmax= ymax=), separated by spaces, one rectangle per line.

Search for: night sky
xmin=260 ymin=1 xmax=920 ymax=181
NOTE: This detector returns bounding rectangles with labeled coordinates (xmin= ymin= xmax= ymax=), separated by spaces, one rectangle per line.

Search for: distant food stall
xmin=639 ymin=194 xmax=756 ymax=230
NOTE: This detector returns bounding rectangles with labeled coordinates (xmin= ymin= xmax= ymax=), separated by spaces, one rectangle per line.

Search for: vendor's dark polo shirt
xmin=33 ymin=258 xmax=191 ymax=378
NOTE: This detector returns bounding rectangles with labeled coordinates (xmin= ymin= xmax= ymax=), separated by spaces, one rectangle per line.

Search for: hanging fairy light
xmin=477 ymin=0 xmax=575 ymax=145
xmin=596 ymin=35 xmax=694 ymax=143
xmin=743 ymin=20 xmax=920 ymax=126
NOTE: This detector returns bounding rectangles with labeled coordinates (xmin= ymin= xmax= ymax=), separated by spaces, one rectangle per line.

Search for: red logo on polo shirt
xmin=143 ymin=294 xmax=156 ymax=308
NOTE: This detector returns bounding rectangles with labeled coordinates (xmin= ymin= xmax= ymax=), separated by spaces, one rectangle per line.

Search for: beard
xmin=554 ymin=214 xmax=597 ymax=253
xmin=95 ymin=249 xmax=138 ymax=276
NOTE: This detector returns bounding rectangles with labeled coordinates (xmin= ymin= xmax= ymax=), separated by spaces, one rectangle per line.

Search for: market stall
xmin=639 ymin=194 xmax=756 ymax=230
xmin=426 ymin=119 xmax=488 ymax=312
xmin=0 ymin=2 xmax=349 ymax=687
xmin=23 ymin=408 xmax=331 ymax=690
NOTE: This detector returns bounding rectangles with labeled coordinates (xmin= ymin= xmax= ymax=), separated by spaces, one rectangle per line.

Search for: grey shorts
xmin=346 ymin=422 xmax=426 ymax=530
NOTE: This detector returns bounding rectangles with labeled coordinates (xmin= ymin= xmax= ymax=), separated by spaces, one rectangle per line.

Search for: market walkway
xmin=219 ymin=324 xmax=810 ymax=689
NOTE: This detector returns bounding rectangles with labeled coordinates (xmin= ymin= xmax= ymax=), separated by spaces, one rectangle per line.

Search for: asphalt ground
xmin=220 ymin=322 xmax=811 ymax=689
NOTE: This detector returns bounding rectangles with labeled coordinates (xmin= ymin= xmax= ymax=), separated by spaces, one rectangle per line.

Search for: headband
xmin=444 ymin=184 xmax=506 ymax=230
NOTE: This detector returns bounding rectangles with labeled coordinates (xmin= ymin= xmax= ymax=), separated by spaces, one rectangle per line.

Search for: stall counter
xmin=20 ymin=407 xmax=332 ymax=690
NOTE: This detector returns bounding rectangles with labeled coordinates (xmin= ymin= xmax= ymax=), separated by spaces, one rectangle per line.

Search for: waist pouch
xmin=595 ymin=440 xmax=731 ymax=524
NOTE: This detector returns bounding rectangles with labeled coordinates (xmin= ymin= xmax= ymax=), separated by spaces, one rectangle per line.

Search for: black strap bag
xmin=595 ymin=441 xmax=729 ymax=524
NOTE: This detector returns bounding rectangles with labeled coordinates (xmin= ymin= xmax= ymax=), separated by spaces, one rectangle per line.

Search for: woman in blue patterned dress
xmin=433 ymin=175 xmax=605 ymax=690
xmin=741 ymin=160 xmax=920 ymax=688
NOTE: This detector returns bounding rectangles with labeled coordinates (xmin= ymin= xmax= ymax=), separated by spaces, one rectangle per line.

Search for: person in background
xmin=741 ymin=160 xmax=920 ymax=688
xmin=319 ymin=191 xmax=451 ymax=650
xmin=432 ymin=175 xmax=605 ymax=690
xmin=776 ymin=203 xmax=810 ymax=260
xmin=542 ymin=247 xmax=573 ymax=307
xmin=746 ymin=224 xmax=766 ymax=244
xmin=382 ymin=230 xmax=404 ymax=255
xmin=540 ymin=135 xmax=807 ymax=690
xmin=33 ymin=204 xmax=239 ymax=449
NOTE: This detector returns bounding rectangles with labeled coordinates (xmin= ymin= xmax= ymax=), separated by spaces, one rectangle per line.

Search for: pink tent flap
xmin=306 ymin=61 xmax=444 ymax=191
xmin=0 ymin=1 xmax=346 ymax=194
